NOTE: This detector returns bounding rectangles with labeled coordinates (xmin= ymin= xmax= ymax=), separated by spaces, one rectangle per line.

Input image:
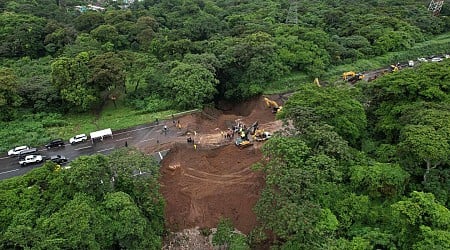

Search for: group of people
xmin=221 ymin=128 xmax=235 ymax=140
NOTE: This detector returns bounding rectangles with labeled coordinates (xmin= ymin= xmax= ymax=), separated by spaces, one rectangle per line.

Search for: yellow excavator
xmin=264 ymin=97 xmax=282 ymax=113
xmin=342 ymin=71 xmax=364 ymax=83
xmin=389 ymin=64 xmax=399 ymax=72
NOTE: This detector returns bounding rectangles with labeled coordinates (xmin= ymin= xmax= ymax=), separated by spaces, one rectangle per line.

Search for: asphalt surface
xmin=0 ymin=121 xmax=180 ymax=180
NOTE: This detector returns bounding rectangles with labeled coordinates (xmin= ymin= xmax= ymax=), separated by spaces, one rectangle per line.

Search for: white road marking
xmin=97 ymin=147 xmax=114 ymax=153
xmin=0 ymin=169 xmax=21 ymax=175
xmin=141 ymin=138 xmax=155 ymax=142
xmin=0 ymin=156 xmax=10 ymax=160
xmin=115 ymin=137 xmax=132 ymax=142
xmin=74 ymin=146 xmax=93 ymax=150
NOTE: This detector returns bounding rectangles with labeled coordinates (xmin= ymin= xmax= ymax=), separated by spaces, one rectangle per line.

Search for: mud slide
xmin=156 ymin=96 xmax=282 ymax=234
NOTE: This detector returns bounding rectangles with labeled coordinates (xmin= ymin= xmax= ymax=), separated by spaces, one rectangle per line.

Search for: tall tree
xmin=165 ymin=61 xmax=218 ymax=109
xmin=0 ymin=68 xmax=22 ymax=121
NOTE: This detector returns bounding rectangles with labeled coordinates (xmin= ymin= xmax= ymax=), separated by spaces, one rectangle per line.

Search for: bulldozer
xmin=264 ymin=97 xmax=282 ymax=113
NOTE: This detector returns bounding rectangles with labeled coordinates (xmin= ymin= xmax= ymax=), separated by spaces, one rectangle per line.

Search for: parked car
xmin=417 ymin=57 xmax=428 ymax=62
xmin=45 ymin=139 xmax=65 ymax=149
xmin=18 ymin=148 xmax=38 ymax=158
xmin=8 ymin=146 xmax=30 ymax=156
xmin=431 ymin=57 xmax=443 ymax=62
xmin=49 ymin=155 xmax=68 ymax=164
xmin=19 ymin=155 xmax=44 ymax=166
xmin=408 ymin=60 xmax=414 ymax=67
xmin=69 ymin=134 xmax=88 ymax=145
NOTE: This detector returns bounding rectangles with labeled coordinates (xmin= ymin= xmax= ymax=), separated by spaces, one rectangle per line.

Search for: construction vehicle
xmin=234 ymin=121 xmax=259 ymax=149
xmin=263 ymin=97 xmax=282 ymax=113
xmin=314 ymin=78 xmax=321 ymax=87
xmin=253 ymin=129 xmax=272 ymax=141
xmin=389 ymin=64 xmax=400 ymax=72
xmin=342 ymin=71 xmax=364 ymax=83
xmin=342 ymin=71 xmax=357 ymax=80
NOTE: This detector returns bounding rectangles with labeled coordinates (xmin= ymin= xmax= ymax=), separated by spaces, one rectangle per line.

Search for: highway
xmin=0 ymin=121 xmax=179 ymax=180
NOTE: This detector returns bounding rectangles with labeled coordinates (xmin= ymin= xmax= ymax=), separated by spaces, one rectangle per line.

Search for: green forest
xmin=1 ymin=0 xmax=450 ymax=249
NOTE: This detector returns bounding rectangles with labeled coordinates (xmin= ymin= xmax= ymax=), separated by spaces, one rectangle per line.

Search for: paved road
xmin=0 ymin=121 xmax=181 ymax=180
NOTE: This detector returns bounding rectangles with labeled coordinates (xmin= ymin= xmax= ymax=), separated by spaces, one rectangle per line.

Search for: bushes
xmin=0 ymin=113 xmax=66 ymax=152
xmin=129 ymin=94 xmax=174 ymax=114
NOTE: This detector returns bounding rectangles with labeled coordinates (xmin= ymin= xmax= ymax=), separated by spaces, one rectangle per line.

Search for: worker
xmin=163 ymin=125 xmax=168 ymax=135
xmin=194 ymin=144 xmax=197 ymax=150
xmin=125 ymin=141 xmax=128 ymax=147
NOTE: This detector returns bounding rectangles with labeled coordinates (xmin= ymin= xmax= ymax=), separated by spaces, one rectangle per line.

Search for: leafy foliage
xmin=0 ymin=148 xmax=164 ymax=249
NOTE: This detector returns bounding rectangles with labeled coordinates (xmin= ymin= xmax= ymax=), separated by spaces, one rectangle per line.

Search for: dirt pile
xmin=160 ymin=144 xmax=264 ymax=234
xmin=157 ymin=95 xmax=284 ymax=236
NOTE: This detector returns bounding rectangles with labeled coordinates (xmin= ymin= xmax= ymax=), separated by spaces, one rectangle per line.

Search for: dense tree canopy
xmin=1 ymin=0 xmax=448 ymax=113
xmin=0 ymin=148 xmax=164 ymax=249
xmin=1 ymin=0 xmax=450 ymax=248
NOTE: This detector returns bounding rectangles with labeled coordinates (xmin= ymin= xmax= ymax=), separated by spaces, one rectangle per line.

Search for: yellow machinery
xmin=264 ymin=97 xmax=282 ymax=113
xmin=342 ymin=71 xmax=356 ymax=80
xmin=253 ymin=129 xmax=272 ymax=141
xmin=314 ymin=78 xmax=321 ymax=87
xmin=390 ymin=64 xmax=399 ymax=72
xmin=343 ymin=71 xmax=364 ymax=83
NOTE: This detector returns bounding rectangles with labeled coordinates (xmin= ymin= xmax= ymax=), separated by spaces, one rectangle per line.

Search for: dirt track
xmin=153 ymin=96 xmax=283 ymax=234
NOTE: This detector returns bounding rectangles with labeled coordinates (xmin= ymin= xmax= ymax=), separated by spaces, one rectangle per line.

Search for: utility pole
xmin=428 ymin=0 xmax=445 ymax=16
xmin=286 ymin=0 xmax=299 ymax=24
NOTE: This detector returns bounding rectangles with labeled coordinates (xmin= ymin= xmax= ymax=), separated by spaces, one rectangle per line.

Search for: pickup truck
xmin=19 ymin=155 xmax=44 ymax=166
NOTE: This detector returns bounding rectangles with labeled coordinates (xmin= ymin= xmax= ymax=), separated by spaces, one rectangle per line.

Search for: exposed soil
xmin=154 ymin=95 xmax=284 ymax=236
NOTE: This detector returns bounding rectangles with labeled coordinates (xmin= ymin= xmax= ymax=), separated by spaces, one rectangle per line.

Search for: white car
xmin=8 ymin=146 xmax=30 ymax=156
xmin=19 ymin=155 xmax=43 ymax=166
xmin=431 ymin=57 xmax=443 ymax=62
xmin=69 ymin=134 xmax=88 ymax=145
xmin=417 ymin=57 xmax=427 ymax=62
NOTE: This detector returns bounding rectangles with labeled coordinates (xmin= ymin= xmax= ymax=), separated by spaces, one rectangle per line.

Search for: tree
xmin=89 ymin=52 xmax=126 ymax=102
xmin=107 ymin=148 xmax=164 ymax=221
xmin=44 ymin=20 xmax=77 ymax=55
xmin=0 ymin=12 xmax=47 ymax=58
xmin=103 ymin=192 xmax=161 ymax=249
xmin=399 ymin=125 xmax=449 ymax=183
xmin=282 ymin=84 xmax=367 ymax=146
xmin=165 ymin=61 xmax=218 ymax=109
xmin=350 ymin=163 xmax=409 ymax=199
xmin=51 ymin=53 xmax=97 ymax=111
xmin=0 ymin=68 xmax=22 ymax=121
xmin=212 ymin=218 xmax=249 ymax=249
xmin=391 ymin=191 xmax=450 ymax=249
xmin=254 ymin=136 xmax=324 ymax=245
xmin=91 ymin=25 xmax=120 ymax=47
xmin=74 ymin=12 xmax=105 ymax=32
xmin=37 ymin=193 xmax=110 ymax=249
